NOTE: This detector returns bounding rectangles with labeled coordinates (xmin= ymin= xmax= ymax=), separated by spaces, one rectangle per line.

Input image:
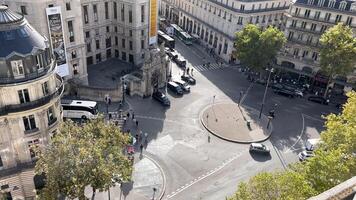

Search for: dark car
xmin=249 ymin=143 xmax=270 ymax=155
xmin=181 ymin=75 xmax=196 ymax=85
xmin=174 ymin=57 xmax=187 ymax=68
xmin=273 ymin=88 xmax=295 ymax=98
xmin=152 ymin=91 xmax=170 ymax=106
xmin=308 ymin=95 xmax=329 ymax=105
xmin=174 ymin=80 xmax=190 ymax=93
xmin=167 ymin=81 xmax=183 ymax=95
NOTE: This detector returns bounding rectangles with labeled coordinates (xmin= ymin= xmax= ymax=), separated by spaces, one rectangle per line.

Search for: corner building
xmin=0 ymin=6 xmax=63 ymax=199
xmin=276 ymin=0 xmax=356 ymax=90
xmin=160 ymin=0 xmax=290 ymax=62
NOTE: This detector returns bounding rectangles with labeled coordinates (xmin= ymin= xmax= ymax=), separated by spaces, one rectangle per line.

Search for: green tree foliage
xmin=35 ymin=117 xmax=133 ymax=200
xmin=234 ymin=24 xmax=286 ymax=71
xmin=319 ymin=23 xmax=356 ymax=95
xmin=229 ymin=91 xmax=356 ymax=199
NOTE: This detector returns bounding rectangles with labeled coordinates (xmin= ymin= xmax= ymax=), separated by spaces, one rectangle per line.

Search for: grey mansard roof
xmin=0 ymin=6 xmax=47 ymax=58
xmin=296 ymin=0 xmax=356 ymax=12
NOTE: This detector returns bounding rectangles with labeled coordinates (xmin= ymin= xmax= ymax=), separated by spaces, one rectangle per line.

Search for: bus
xmin=170 ymin=24 xmax=193 ymax=45
xmin=61 ymin=100 xmax=98 ymax=119
xmin=158 ymin=30 xmax=175 ymax=49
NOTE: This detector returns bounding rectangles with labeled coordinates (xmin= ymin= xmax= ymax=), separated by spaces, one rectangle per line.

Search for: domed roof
xmin=0 ymin=6 xmax=47 ymax=58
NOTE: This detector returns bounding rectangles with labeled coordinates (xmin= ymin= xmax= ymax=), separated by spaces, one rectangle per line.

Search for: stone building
xmin=0 ymin=6 xmax=63 ymax=199
xmin=160 ymin=0 xmax=290 ymax=62
xmin=276 ymin=0 xmax=356 ymax=92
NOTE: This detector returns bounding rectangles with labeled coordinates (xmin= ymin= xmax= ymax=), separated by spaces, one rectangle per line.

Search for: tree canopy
xmin=35 ymin=117 xmax=133 ymax=200
xmin=228 ymin=91 xmax=356 ymax=199
xmin=234 ymin=24 xmax=286 ymax=71
xmin=319 ymin=23 xmax=356 ymax=79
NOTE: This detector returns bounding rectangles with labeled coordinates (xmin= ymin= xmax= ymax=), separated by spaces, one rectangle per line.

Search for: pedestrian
xmin=132 ymin=113 xmax=135 ymax=120
xmin=136 ymin=120 xmax=139 ymax=127
xmin=144 ymin=132 xmax=148 ymax=143
xmin=127 ymin=112 xmax=130 ymax=118
xmin=191 ymin=68 xmax=194 ymax=76
xmin=186 ymin=67 xmax=190 ymax=75
xmin=140 ymin=143 xmax=144 ymax=153
xmin=135 ymin=134 xmax=139 ymax=142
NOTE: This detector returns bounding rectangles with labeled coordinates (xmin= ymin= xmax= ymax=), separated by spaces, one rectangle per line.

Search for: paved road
xmin=123 ymin=39 xmax=339 ymax=199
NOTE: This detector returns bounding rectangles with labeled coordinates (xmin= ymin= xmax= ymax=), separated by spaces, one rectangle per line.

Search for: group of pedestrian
xmin=185 ymin=67 xmax=194 ymax=76
xmin=126 ymin=111 xmax=139 ymax=127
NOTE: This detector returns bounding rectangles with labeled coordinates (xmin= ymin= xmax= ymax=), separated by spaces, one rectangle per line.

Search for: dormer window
xmin=328 ymin=0 xmax=336 ymax=8
xmin=339 ymin=1 xmax=347 ymax=10
xmin=308 ymin=0 xmax=314 ymax=5
xmin=317 ymin=0 xmax=325 ymax=7
xmin=11 ymin=60 xmax=25 ymax=78
xmin=351 ymin=3 xmax=356 ymax=11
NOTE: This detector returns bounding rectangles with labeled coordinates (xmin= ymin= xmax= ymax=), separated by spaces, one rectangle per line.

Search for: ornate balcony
xmin=0 ymin=75 xmax=64 ymax=116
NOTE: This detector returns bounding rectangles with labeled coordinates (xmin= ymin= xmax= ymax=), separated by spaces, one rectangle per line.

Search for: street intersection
xmin=117 ymin=39 xmax=340 ymax=200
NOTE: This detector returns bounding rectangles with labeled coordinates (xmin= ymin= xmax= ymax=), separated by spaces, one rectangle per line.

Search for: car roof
xmin=174 ymin=80 xmax=186 ymax=84
xmin=168 ymin=81 xmax=179 ymax=86
xmin=251 ymin=143 xmax=264 ymax=148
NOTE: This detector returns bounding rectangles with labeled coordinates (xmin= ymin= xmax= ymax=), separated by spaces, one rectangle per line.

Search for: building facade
xmin=2 ymin=0 xmax=153 ymax=85
xmin=0 ymin=6 xmax=63 ymax=199
xmin=160 ymin=0 xmax=290 ymax=62
xmin=276 ymin=0 xmax=356 ymax=90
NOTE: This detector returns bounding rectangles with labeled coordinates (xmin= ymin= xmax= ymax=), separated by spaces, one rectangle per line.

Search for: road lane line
xmin=284 ymin=114 xmax=305 ymax=153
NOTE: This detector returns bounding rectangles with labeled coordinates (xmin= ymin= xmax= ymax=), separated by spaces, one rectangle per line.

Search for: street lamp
xmin=259 ymin=67 xmax=274 ymax=119
xmin=121 ymin=77 xmax=125 ymax=102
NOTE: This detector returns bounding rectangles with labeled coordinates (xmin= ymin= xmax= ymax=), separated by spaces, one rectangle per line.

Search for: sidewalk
xmin=87 ymin=154 xmax=165 ymax=200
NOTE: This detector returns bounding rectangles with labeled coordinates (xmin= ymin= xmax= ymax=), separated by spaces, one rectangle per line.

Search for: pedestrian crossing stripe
xmin=192 ymin=63 xmax=229 ymax=72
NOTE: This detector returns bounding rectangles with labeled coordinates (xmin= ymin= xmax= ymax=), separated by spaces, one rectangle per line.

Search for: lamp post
xmin=259 ymin=67 xmax=274 ymax=119
xmin=238 ymin=90 xmax=244 ymax=106
xmin=121 ymin=77 xmax=125 ymax=102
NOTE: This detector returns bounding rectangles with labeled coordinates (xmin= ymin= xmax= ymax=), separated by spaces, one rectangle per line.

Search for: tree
xmin=234 ymin=24 xmax=286 ymax=72
xmin=319 ymin=23 xmax=356 ymax=97
xmin=228 ymin=171 xmax=316 ymax=200
xmin=35 ymin=117 xmax=133 ymax=200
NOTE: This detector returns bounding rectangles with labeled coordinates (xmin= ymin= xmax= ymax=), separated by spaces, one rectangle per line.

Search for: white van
xmin=61 ymin=100 xmax=98 ymax=119
xmin=305 ymin=138 xmax=321 ymax=151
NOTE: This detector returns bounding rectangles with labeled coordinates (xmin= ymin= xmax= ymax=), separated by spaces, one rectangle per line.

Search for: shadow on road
xmin=249 ymin=152 xmax=272 ymax=162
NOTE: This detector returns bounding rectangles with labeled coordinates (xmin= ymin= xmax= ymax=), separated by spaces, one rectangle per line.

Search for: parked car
xmin=249 ymin=143 xmax=270 ymax=155
xmin=273 ymin=88 xmax=295 ymax=98
xmin=174 ymin=80 xmax=190 ymax=93
xmin=174 ymin=57 xmax=187 ymax=68
xmin=255 ymin=79 xmax=267 ymax=85
xmin=152 ymin=91 xmax=170 ymax=106
xmin=307 ymin=95 xmax=329 ymax=105
xmin=166 ymin=50 xmax=178 ymax=59
xmin=298 ymin=150 xmax=314 ymax=161
xmin=181 ymin=75 xmax=196 ymax=85
xmin=167 ymin=81 xmax=183 ymax=95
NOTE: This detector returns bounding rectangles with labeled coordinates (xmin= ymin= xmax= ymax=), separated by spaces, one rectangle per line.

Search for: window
xmin=28 ymin=139 xmax=39 ymax=159
xmin=312 ymin=52 xmax=318 ymax=60
xmin=96 ymin=53 xmax=101 ymax=62
xmin=66 ymin=2 xmax=71 ymax=11
xmin=302 ymin=50 xmax=309 ymax=57
xmin=115 ymin=26 xmax=118 ymax=33
xmin=11 ymin=60 xmax=24 ymax=78
xmin=304 ymin=9 xmax=311 ymax=18
xmin=223 ymin=42 xmax=228 ymax=54
xmin=129 ymin=54 xmax=134 ymax=63
xmin=105 ymin=2 xmax=109 ymax=19
xmin=320 ymin=25 xmax=328 ymax=33
xmin=311 ymin=23 xmax=317 ymax=31
xmin=314 ymin=11 xmax=321 ymax=19
xmin=18 ymin=89 xmax=30 ymax=103
xmin=73 ymin=63 xmax=78 ymax=75
xmin=114 ymin=2 xmax=117 ymax=19
xmin=328 ymin=0 xmax=335 ymax=8
xmin=122 ymin=51 xmax=127 ymax=61
xmin=106 ymin=26 xmax=110 ymax=33
xmin=324 ymin=13 xmax=331 ymax=22
xmin=240 ymin=4 xmax=245 ymax=11
xmin=96 ymin=40 xmax=100 ymax=49
xmin=107 ymin=49 xmax=112 ymax=58
xmin=23 ymin=115 xmax=36 ymax=132
xmin=129 ymin=41 xmax=133 ymax=50
xmin=106 ymin=37 xmax=111 ymax=48
xmin=86 ymin=42 xmax=91 ymax=53
xmin=121 ymin=4 xmax=125 ymax=21
xmin=335 ymin=14 xmax=342 ymax=23
xmin=20 ymin=6 xmax=27 ymax=15
xmin=83 ymin=5 xmax=89 ymax=24
xmin=47 ymin=107 xmax=56 ymax=125
xmin=93 ymin=4 xmax=98 ymax=22
xmin=122 ymin=39 xmax=126 ymax=48
xmin=294 ymin=7 xmax=301 ymax=16
xmin=317 ymin=0 xmax=325 ymax=6
xmin=42 ymin=82 xmax=49 ymax=95
xmin=301 ymin=21 xmax=307 ymax=29
xmin=288 ymin=31 xmax=294 ymax=39
xmin=129 ymin=6 xmax=133 ymax=23
xmin=141 ymin=40 xmax=145 ymax=49
xmin=115 ymin=36 xmax=118 ymax=46
xmin=307 ymin=0 xmax=314 ymax=4
xmin=346 ymin=16 xmax=353 ymax=26
xmin=0 ymin=156 xmax=3 ymax=168
xmin=129 ymin=30 xmax=132 ymax=37
xmin=67 ymin=20 xmax=74 ymax=42
xmin=293 ymin=48 xmax=299 ymax=56
xmin=141 ymin=5 xmax=145 ymax=23
xmin=85 ymin=31 xmax=90 ymax=38
xmin=35 ymin=54 xmax=44 ymax=70
xmin=291 ymin=20 xmax=297 ymax=27
xmin=95 ymin=29 xmax=99 ymax=36
xmin=237 ymin=17 xmax=243 ymax=25
xmin=339 ymin=1 xmax=347 ymax=10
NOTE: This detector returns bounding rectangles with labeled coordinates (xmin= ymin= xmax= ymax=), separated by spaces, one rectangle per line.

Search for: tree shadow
xmin=249 ymin=152 xmax=272 ymax=162
xmin=121 ymin=181 xmax=134 ymax=198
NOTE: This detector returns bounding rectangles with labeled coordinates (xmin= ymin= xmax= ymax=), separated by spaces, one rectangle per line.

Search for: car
xmin=152 ymin=91 xmax=170 ymax=106
xmin=307 ymin=95 xmax=329 ymax=105
xmin=181 ymin=75 xmax=196 ymax=85
xmin=271 ymin=83 xmax=284 ymax=90
xmin=273 ymin=88 xmax=295 ymax=98
xmin=174 ymin=57 xmax=187 ymax=68
xmin=174 ymin=80 xmax=190 ymax=93
xmin=298 ymin=150 xmax=314 ymax=161
xmin=255 ymin=79 xmax=267 ymax=85
xmin=249 ymin=143 xmax=270 ymax=154
xmin=167 ymin=81 xmax=183 ymax=95
xmin=283 ymin=85 xmax=304 ymax=98
xmin=166 ymin=50 xmax=178 ymax=59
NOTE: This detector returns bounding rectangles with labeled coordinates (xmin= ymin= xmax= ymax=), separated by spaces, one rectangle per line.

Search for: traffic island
xmin=200 ymin=102 xmax=273 ymax=143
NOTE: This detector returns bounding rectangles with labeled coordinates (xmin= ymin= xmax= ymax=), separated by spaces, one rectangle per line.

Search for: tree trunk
xmin=324 ymin=75 xmax=333 ymax=98
xmin=91 ymin=188 xmax=96 ymax=200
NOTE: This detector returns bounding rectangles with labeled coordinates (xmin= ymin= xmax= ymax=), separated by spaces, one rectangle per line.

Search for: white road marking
xmin=166 ymin=150 xmax=248 ymax=199
xmin=303 ymin=113 xmax=325 ymax=123
xmin=284 ymin=114 xmax=305 ymax=153
xmin=240 ymin=82 xmax=254 ymax=105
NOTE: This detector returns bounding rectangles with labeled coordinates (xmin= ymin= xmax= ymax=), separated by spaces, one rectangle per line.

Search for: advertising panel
xmin=46 ymin=6 xmax=69 ymax=77
xmin=149 ymin=0 xmax=158 ymax=45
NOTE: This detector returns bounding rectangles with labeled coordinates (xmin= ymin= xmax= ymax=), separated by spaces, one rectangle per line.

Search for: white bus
xmin=61 ymin=100 xmax=98 ymax=119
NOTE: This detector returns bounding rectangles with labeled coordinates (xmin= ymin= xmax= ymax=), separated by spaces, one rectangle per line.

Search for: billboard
xmin=149 ymin=0 xmax=158 ymax=45
xmin=46 ymin=6 xmax=69 ymax=77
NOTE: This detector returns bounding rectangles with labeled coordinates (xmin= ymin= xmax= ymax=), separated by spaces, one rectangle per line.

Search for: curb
xmin=143 ymin=153 xmax=166 ymax=200
xmin=199 ymin=102 xmax=273 ymax=144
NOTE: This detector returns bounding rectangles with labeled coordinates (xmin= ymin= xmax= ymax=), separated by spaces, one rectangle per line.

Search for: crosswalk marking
xmin=191 ymin=63 xmax=230 ymax=72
